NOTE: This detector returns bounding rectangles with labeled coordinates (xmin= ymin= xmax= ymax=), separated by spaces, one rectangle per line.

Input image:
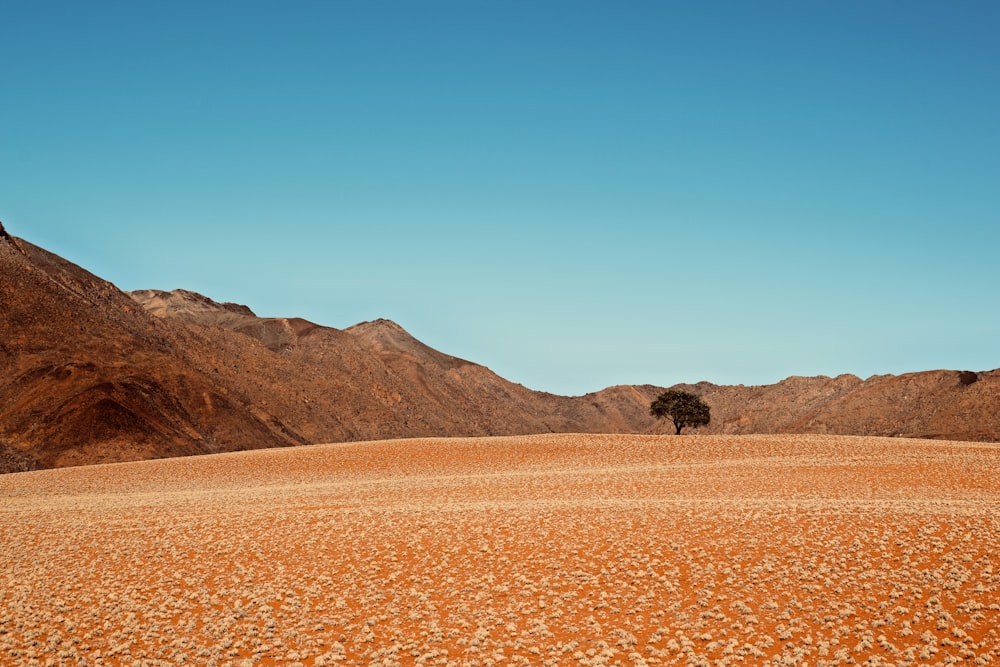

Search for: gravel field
xmin=1 ymin=434 xmax=998 ymax=667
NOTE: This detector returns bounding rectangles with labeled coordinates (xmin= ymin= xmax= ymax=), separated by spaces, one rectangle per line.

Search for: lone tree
xmin=650 ymin=389 xmax=710 ymax=434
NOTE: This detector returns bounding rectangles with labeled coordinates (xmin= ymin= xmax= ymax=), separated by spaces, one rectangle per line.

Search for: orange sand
xmin=1 ymin=434 xmax=998 ymax=666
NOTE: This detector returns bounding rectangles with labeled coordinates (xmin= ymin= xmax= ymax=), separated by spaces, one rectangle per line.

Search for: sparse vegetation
xmin=0 ymin=433 xmax=997 ymax=667
xmin=959 ymin=370 xmax=980 ymax=386
xmin=650 ymin=389 xmax=711 ymax=434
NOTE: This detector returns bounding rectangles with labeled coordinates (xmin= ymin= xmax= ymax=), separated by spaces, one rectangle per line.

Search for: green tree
xmin=649 ymin=389 xmax=710 ymax=434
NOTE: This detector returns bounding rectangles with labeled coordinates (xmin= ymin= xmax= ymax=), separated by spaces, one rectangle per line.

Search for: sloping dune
xmin=1 ymin=434 xmax=998 ymax=666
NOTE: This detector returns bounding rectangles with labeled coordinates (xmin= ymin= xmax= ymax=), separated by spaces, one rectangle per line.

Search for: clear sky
xmin=2 ymin=1 xmax=998 ymax=396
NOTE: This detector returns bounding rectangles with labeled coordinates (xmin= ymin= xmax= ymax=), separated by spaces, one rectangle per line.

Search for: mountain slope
xmin=0 ymin=232 xmax=304 ymax=470
xmin=662 ymin=370 xmax=1000 ymax=441
xmin=133 ymin=288 xmax=999 ymax=446
xmin=2 ymin=225 xmax=997 ymax=473
xmin=129 ymin=289 xmax=640 ymax=442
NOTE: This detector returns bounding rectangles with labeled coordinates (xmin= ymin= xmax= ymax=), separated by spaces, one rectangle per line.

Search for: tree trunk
xmin=673 ymin=420 xmax=682 ymax=435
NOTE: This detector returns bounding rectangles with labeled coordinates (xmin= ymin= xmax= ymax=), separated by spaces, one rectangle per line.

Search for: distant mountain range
xmin=1 ymin=226 xmax=996 ymax=472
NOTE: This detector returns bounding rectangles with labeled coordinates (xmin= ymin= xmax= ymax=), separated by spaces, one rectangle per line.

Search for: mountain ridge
xmin=1 ymin=228 xmax=997 ymax=473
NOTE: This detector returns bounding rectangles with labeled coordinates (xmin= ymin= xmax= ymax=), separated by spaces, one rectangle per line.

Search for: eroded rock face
xmin=0 ymin=221 xmax=29 ymax=258
xmin=0 ymin=235 xmax=304 ymax=472
xmin=0 ymin=438 xmax=36 ymax=473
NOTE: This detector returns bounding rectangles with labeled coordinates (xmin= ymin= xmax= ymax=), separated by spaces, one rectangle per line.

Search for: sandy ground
xmin=1 ymin=433 xmax=998 ymax=667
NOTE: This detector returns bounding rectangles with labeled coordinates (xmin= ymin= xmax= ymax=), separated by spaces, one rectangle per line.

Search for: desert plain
xmin=1 ymin=433 xmax=998 ymax=667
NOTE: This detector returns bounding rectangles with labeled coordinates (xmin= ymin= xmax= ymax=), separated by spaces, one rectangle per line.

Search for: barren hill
xmin=662 ymin=369 xmax=1000 ymax=442
xmin=128 ymin=289 xmax=646 ymax=443
xmin=0 ymin=231 xmax=305 ymax=471
xmin=1 ymin=229 xmax=657 ymax=472
xmin=2 ymin=225 xmax=998 ymax=472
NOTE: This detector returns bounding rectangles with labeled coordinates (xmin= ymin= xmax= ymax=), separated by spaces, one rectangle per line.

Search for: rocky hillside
xmin=1 ymin=225 xmax=996 ymax=472
xmin=662 ymin=368 xmax=999 ymax=442
xmin=1 ymin=227 xmax=660 ymax=472
xmin=127 ymin=289 xmax=656 ymax=444
xmin=0 ymin=228 xmax=306 ymax=472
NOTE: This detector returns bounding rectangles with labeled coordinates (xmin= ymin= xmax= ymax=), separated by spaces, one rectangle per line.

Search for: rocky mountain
xmin=0 ymin=229 xmax=306 ymax=472
xmin=1 ymin=225 xmax=997 ymax=473
xmin=662 ymin=367 xmax=999 ymax=442
xmin=126 ymin=289 xmax=653 ymax=444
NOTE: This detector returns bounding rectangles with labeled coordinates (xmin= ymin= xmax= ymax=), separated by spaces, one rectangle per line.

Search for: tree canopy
xmin=649 ymin=389 xmax=710 ymax=435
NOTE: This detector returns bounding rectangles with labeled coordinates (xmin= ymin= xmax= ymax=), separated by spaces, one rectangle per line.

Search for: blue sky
xmin=2 ymin=1 xmax=998 ymax=395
